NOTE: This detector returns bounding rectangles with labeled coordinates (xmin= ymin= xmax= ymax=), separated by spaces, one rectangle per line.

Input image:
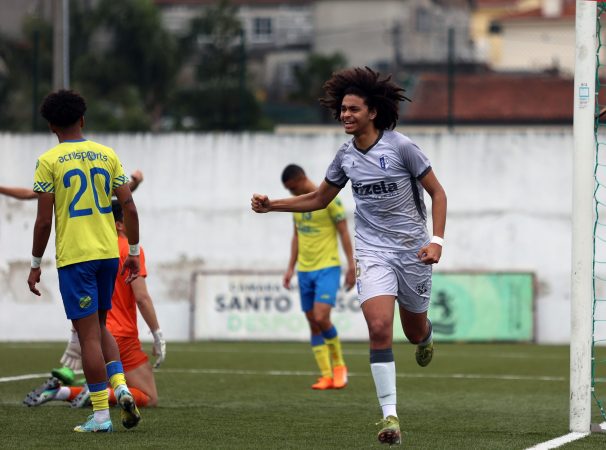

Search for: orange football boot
xmin=332 ymin=365 xmax=348 ymax=389
xmin=311 ymin=376 xmax=334 ymax=390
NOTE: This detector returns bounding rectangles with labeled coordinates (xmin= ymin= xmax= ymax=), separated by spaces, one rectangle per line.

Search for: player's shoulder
xmin=381 ymin=129 xmax=414 ymax=148
xmin=86 ymin=140 xmax=117 ymax=156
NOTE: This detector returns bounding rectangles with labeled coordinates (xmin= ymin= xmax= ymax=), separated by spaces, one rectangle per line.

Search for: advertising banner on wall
xmin=192 ymin=271 xmax=534 ymax=342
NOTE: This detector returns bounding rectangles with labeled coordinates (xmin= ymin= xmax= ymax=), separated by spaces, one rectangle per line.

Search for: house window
xmin=252 ymin=17 xmax=273 ymax=43
xmin=415 ymin=8 xmax=430 ymax=33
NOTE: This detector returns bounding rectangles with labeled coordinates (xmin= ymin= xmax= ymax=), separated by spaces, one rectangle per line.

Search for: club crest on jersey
xmin=79 ymin=296 xmax=92 ymax=309
xmin=379 ymin=155 xmax=389 ymax=170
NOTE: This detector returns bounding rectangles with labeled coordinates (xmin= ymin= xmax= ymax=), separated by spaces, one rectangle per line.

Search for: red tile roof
xmin=498 ymin=0 xmax=575 ymax=21
xmin=154 ymin=0 xmax=311 ymax=5
xmin=403 ymin=72 xmax=584 ymax=124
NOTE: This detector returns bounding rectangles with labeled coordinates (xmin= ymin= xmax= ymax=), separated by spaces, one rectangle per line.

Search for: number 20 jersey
xmin=33 ymin=139 xmax=129 ymax=268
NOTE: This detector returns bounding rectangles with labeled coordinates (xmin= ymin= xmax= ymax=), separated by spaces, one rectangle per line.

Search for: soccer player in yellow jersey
xmin=281 ymin=164 xmax=355 ymax=390
xmin=26 ymin=90 xmax=142 ymax=433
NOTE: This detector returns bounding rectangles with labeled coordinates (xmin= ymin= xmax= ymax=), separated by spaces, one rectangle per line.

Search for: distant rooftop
xmin=403 ymin=72 xmax=585 ymax=125
xmin=154 ymin=0 xmax=312 ymax=5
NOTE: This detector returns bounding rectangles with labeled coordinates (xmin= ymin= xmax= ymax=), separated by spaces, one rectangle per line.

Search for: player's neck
xmin=56 ymin=130 xmax=84 ymax=143
xmin=353 ymin=128 xmax=380 ymax=151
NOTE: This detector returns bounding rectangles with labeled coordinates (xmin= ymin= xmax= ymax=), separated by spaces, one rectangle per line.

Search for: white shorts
xmin=355 ymin=249 xmax=432 ymax=313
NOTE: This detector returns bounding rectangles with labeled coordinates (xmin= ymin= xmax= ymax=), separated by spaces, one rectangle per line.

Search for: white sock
xmin=382 ymin=404 xmax=397 ymax=419
xmin=93 ymin=408 xmax=110 ymax=423
xmin=114 ymin=384 xmax=128 ymax=397
xmin=54 ymin=386 xmax=71 ymax=401
xmin=370 ymin=361 xmax=397 ymax=418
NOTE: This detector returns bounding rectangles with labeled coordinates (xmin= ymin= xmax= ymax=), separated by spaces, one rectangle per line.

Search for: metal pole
xmin=52 ymin=0 xmax=69 ymax=90
xmin=32 ymin=29 xmax=40 ymax=130
xmin=571 ymin=0 xmax=596 ymax=434
xmin=447 ymin=27 xmax=454 ymax=131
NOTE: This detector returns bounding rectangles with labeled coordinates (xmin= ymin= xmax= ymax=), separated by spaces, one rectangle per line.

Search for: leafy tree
xmin=172 ymin=0 xmax=269 ymax=130
xmin=73 ymin=0 xmax=178 ymax=131
xmin=291 ymin=52 xmax=347 ymax=123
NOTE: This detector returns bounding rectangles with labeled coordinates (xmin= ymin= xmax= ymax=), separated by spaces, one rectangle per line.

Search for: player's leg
xmin=399 ymin=308 xmax=433 ymax=367
xmin=123 ymin=363 xmax=158 ymax=407
xmin=115 ymin=335 xmax=157 ymax=407
xmin=23 ymin=376 xmax=85 ymax=406
xmin=72 ymin=312 xmax=113 ymax=432
xmin=395 ymin=253 xmax=433 ymax=367
xmin=357 ymin=251 xmax=401 ymax=445
xmin=59 ymin=261 xmax=112 ymax=432
xmin=300 ymin=270 xmax=332 ymax=389
xmin=97 ymin=258 xmax=141 ymax=429
xmin=313 ymin=266 xmax=347 ymax=388
xmin=362 ymin=296 xmax=400 ymax=445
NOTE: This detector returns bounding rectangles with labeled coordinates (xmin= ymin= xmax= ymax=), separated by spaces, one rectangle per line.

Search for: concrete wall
xmin=0 ymin=128 xmax=574 ymax=343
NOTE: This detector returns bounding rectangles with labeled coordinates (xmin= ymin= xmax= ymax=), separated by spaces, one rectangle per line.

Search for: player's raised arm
xmin=252 ymin=180 xmax=341 ymax=214
xmin=0 ymin=185 xmax=38 ymax=200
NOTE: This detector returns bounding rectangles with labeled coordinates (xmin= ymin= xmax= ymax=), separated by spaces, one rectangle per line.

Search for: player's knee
xmin=367 ymin=319 xmax=391 ymax=344
xmin=147 ymin=393 xmax=158 ymax=407
xmin=313 ymin=313 xmax=330 ymax=329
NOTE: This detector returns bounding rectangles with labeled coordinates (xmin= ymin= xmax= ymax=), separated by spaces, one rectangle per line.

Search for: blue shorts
xmin=297 ymin=266 xmax=341 ymax=312
xmin=58 ymin=258 xmax=119 ymax=320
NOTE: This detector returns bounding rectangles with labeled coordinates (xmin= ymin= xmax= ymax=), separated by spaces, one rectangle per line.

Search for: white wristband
xmin=128 ymin=243 xmax=140 ymax=256
xmin=31 ymin=256 xmax=42 ymax=269
xmin=430 ymin=236 xmax=444 ymax=246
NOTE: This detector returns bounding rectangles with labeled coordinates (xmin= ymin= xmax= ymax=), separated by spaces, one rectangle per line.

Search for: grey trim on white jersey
xmin=325 ymin=130 xmax=431 ymax=252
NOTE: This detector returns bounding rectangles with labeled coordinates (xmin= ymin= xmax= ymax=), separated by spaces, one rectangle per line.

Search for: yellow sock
xmin=89 ymin=388 xmax=109 ymax=412
xmin=106 ymin=360 xmax=127 ymax=391
xmin=325 ymin=336 xmax=345 ymax=367
xmin=312 ymin=344 xmax=332 ymax=378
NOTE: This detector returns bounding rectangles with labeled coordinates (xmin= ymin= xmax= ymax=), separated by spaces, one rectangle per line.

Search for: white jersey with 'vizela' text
xmin=325 ymin=129 xmax=431 ymax=253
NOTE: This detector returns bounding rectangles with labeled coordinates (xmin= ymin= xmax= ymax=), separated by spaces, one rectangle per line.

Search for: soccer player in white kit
xmin=251 ymin=67 xmax=447 ymax=446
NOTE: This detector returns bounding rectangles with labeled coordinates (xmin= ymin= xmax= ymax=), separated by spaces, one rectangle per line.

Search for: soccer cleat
xmin=376 ymin=415 xmax=401 ymax=446
xmin=73 ymin=415 xmax=113 ymax=433
xmin=332 ymin=365 xmax=348 ymax=389
xmin=311 ymin=376 xmax=333 ymax=390
xmin=415 ymin=341 xmax=434 ymax=367
xmin=23 ymin=377 xmax=60 ymax=407
xmin=117 ymin=389 xmax=141 ymax=429
xmin=51 ymin=366 xmax=75 ymax=385
xmin=71 ymin=385 xmax=91 ymax=408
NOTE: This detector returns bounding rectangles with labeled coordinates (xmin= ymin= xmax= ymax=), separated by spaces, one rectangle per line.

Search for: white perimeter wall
xmin=0 ymin=128 xmax=574 ymax=343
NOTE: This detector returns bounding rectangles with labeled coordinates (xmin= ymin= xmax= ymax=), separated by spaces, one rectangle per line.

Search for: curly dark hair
xmin=39 ymin=90 xmax=87 ymax=128
xmin=319 ymin=67 xmax=410 ymax=130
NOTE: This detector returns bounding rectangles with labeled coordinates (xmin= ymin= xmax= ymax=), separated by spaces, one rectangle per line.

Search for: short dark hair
xmin=319 ymin=66 xmax=410 ymax=130
xmin=112 ymin=199 xmax=123 ymax=222
xmin=39 ymin=90 xmax=87 ymax=128
xmin=281 ymin=164 xmax=305 ymax=184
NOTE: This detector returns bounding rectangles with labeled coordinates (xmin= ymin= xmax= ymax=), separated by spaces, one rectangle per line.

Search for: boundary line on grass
xmin=524 ymin=432 xmax=590 ymax=449
xmin=0 ymin=369 xmax=569 ymax=384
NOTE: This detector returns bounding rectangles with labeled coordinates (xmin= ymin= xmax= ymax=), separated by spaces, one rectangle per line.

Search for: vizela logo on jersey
xmin=58 ymin=151 xmax=108 ymax=163
xmin=352 ymin=181 xmax=398 ymax=196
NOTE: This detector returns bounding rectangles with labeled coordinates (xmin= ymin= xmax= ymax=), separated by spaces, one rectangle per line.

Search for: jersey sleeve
xmin=327 ymin=197 xmax=346 ymax=223
xmin=33 ymin=157 xmax=55 ymax=193
xmin=399 ymin=139 xmax=431 ymax=179
xmin=110 ymin=151 xmax=129 ymax=191
xmin=325 ymin=143 xmax=349 ymax=188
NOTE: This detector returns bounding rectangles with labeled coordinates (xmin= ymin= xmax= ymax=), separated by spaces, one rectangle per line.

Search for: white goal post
xmin=571 ymin=0 xmax=597 ymax=434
